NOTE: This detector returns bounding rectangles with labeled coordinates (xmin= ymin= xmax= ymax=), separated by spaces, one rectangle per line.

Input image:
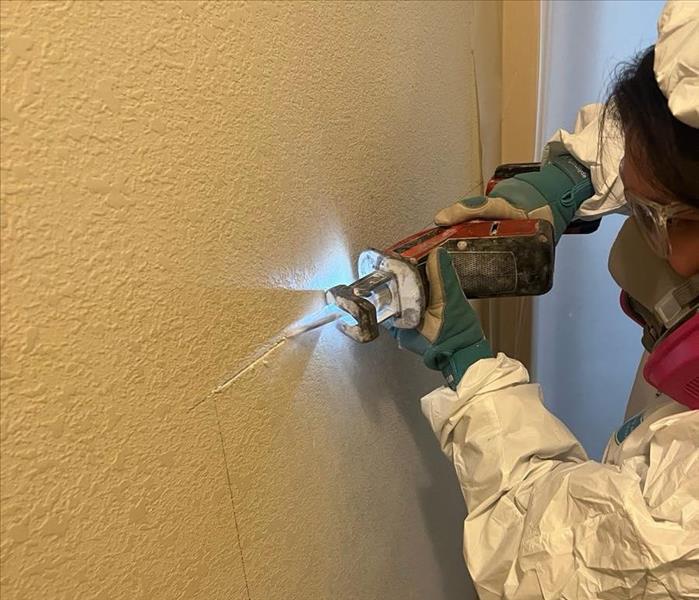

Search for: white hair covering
xmin=654 ymin=0 xmax=699 ymax=128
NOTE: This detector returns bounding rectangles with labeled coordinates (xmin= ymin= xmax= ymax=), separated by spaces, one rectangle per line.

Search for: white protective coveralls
xmin=422 ymin=4 xmax=699 ymax=598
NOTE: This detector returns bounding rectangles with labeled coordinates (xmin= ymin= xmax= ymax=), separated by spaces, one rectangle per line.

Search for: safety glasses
xmin=619 ymin=158 xmax=699 ymax=259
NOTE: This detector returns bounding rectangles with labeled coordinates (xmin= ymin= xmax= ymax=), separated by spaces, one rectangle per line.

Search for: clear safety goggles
xmin=620 ymin=158 xmax=699 ymax=259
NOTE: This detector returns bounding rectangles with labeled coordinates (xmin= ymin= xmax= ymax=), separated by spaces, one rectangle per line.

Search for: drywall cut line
xmin=192 ymin=305 xmax=334 ymax=410
xmin=212 ymin=397 xmax=252 ymax=600
xmin=189 ymin=336 xmax=289 ymax=412
xmin=211 ymin=338 xmax=287 ymax=395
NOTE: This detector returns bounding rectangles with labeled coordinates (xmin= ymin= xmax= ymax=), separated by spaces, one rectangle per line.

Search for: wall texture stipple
xmin=1 ymin=2 xmax=483 ymax=599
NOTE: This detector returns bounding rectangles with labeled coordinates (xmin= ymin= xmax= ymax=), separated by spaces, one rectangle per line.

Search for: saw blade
xmin=283 ymin=304 xmax=346 ymax=339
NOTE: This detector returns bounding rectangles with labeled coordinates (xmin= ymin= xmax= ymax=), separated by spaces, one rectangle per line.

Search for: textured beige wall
xmin=1 ymin=2 xmax=485 ymax=599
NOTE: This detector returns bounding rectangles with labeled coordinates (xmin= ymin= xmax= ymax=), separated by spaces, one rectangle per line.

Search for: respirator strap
xmin=654 ymin=274 xmax=699 ymax=328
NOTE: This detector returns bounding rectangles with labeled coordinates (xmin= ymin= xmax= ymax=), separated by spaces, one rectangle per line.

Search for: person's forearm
xmin=543 ymin=103 xmax=627 ymax=220
xmin=421 ymin=354 xmax=587 ymax=512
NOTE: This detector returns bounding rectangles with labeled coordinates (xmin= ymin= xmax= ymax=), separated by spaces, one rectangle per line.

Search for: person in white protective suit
xmin=392 ymin=2 xmax=699 ymax=598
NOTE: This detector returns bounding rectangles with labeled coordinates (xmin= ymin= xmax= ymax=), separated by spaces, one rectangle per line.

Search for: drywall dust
xmin=212 ymin=338 xmax=288 ymax=395
xmin=192 ymin=305 xmax=329 ymax=408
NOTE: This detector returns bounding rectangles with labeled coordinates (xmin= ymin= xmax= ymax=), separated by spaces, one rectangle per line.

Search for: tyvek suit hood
xmin=655 ymin=1 xmax=699 ymax=127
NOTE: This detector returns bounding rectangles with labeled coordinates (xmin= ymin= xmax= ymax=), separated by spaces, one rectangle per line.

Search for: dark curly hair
xmin=602 ymin=46 xmax=699 ymax=208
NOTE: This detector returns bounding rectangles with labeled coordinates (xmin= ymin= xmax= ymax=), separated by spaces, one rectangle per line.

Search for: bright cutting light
xmin=268 ymin=231 xmax=354 ymax=292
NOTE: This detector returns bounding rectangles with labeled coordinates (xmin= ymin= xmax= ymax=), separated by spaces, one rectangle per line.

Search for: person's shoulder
xmin=602 ymin=400 xmax=694 ymax=465
xmin=646 ymin=403 xmax=698 ymax=439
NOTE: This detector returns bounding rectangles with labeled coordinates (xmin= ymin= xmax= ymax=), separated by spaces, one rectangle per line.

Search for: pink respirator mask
xmin=621 ymin=292 xmax=699 ymax=409
xmin=610 ymin=217 xmax=699 ymax=410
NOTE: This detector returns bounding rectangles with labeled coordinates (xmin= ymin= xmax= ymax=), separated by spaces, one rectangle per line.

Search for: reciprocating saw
xmin=325 ymin=218 xmax=555 ymax=342
xmin=320 ymin=162 xmax=601 ymax=343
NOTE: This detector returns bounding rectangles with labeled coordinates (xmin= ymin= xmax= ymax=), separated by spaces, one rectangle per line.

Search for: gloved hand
xmin=434 ymin=154 xmax=594 ymax=241
xmin=391 ymin=248 xmax=492 ymax=389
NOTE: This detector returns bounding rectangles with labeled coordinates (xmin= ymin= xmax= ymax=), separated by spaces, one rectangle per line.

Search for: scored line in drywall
xmin=213 ymin=396 xmax=252 ymax=600
xmin=189 ymin=333 xmax=290 ymax=412
xmin=211 ymin=338 xmax=288 ymax=395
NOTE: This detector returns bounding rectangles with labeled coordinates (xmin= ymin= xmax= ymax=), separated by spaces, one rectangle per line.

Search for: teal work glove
xmin=434 ymin=154 xmax=594 ymax=242
xmin=391 ymin=248 xmax=492 ymax=390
